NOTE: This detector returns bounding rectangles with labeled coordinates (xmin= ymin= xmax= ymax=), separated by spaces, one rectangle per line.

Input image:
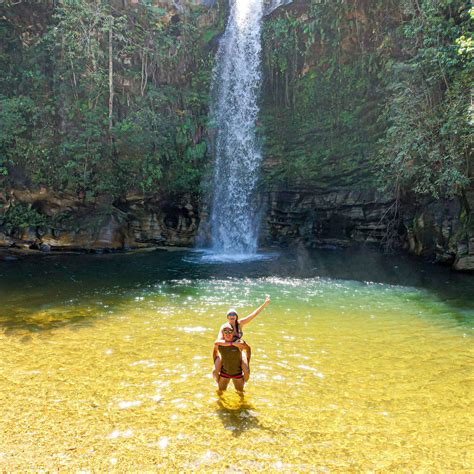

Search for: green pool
xmin=0 ymin=248 xmax=472 ymax=471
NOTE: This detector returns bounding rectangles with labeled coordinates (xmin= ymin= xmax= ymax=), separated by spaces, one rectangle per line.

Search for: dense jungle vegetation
xmin=261 ymin=0 xmax=472 ymax=200
xmin=0 ymin=0 xmax=472 ymax=230
xmin=0 ymin=0 xmax=223 ymax=204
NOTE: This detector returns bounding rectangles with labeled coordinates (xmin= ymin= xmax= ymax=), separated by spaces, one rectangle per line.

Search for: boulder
xmin=0 ymin=231 xmax=13 ymax=248
xmin=91 ymin=215 xmax=126 ymax=250
xmin=453 ymin=255 xmax=474 ymax=271
xmin=20 ymin=227 xmax=39 ymax=244
xmin=469 ymin=238 xmax=474 ymax=255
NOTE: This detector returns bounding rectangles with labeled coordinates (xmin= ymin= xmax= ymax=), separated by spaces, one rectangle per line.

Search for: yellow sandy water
xmin=0 ymin=256 xmax=473 ymax=471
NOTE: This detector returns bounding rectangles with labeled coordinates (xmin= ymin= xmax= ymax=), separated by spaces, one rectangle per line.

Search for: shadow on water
xmin=2 ymin=245 xmax=472 ymax=288
xmin=215 ymin=392 xmax=274 ymax=438
xmin=262 ymin=244 xmax=474 ymax=316
xmin=0 ymin=309 xmax=98 ymax=337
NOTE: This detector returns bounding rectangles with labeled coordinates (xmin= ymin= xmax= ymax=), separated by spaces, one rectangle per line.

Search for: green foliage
xmin=263 ymin=15 xmax=299 ymax=75
xmin=0 ymin=0 xmax=470 ymax=234
xmin=0 ymin=94 xmax=53 ymax=187
xmin=0 ymin=203 xmax=46 ymax=232
xmin=0 ymin=0 xmax=220 ymax=208
xmin=261 ymin=1 xmax=391 ymax=188
xmin=261 ymin=0 xmax=471 ymax=200
xmin=377 ymin=0 xmax=472 ymax=199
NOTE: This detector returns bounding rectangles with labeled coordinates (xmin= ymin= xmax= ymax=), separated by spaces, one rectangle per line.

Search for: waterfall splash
xmin=206 ymin=0 xmax=264 ymax=262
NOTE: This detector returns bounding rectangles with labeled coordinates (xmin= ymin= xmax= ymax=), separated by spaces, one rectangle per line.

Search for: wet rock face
xmin=259 ymin=187 xmax=473 ymax=271
xmin=127 ymin=197 xmax=197 ymax=248
xmin=0 ymin=192 xmax=198 ymax=253
xmin=401 ymin=193 xmax=474 ymax=271
xmin=260 ymin=188 xmax=396 ymax=249
xmin=402 ymin=198 xmax=462 ymax=264
xmin=37 ymin=215 xmax=129 ymax=252
xmin=1 ymin=187 xmax=472 ymax=271
xmin=263 ymin=0 xmax=293 ymax=16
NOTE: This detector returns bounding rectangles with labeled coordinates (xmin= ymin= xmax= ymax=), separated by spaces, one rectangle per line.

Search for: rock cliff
xmin=255 ymin=0 xmax=473 ymax=270
xmin=0 ymin=0 xmax=472 ymax=271
xmin=0 ymin=189 xmax=198 ymax=254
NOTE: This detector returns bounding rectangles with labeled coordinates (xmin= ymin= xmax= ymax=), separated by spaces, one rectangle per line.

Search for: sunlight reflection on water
xmin=0 ymin=249 xmax=472 ymax=470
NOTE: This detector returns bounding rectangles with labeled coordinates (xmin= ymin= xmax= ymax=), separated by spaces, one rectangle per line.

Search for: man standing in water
xmin=214 ymin=323 xmax=246 ymax=394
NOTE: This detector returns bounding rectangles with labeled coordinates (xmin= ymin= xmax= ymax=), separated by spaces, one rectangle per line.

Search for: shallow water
xmin=0 ymin=248 xmax=473 ymax=471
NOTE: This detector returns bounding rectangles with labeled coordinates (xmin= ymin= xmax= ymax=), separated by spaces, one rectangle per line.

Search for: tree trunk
xmin=108 ymin=15 xmax=114 ymax=145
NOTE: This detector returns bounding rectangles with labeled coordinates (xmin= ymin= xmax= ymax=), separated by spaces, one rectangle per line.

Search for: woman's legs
xmin=213 ymin=356 xmax=222 ymax=381
xmin=245 ymin=344 xmax=251 ymax=364
xmin=241 ymin=342 xmax=251 ymax=382
xmin=212 ymin=346 xmax=222 ymax=380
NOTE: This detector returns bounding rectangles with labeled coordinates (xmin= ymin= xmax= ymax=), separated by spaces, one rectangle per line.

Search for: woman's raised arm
xmin=239 ymin=295 xmax=270 ymax=326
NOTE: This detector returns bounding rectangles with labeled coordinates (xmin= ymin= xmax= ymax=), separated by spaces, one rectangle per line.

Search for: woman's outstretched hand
xmin=240 ymin=295 xmax=271 ymax=326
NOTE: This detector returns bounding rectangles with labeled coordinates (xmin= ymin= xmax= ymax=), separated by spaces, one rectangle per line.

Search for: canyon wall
xmin=0 ymin=0 xmax=472 ymax=270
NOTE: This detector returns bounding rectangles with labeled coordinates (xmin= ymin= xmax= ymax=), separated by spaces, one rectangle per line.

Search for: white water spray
xmin=207 ymin=0 xmax=264 ymax=258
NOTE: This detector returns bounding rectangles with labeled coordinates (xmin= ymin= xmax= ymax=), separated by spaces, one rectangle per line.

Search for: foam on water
xmin=186 ymin=250 xmax=277 ymax=264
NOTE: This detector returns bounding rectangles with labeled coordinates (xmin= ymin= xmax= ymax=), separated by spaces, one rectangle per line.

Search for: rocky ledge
xmin=261 ymin=188 xmax=396 ymax=249
xmin=1 ymin=187 xmax=472 ymax=272
xmin=0 ymin=189 xmax=198 ymax=255
xmin=402 ymin=193 xmax=474 ymax=271
xmin=259 ymin=186 xmax=474 ymax=272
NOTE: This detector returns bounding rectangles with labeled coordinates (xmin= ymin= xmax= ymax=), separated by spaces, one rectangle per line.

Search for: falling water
xmin=208 ymin=0 xmax=264 ymax=258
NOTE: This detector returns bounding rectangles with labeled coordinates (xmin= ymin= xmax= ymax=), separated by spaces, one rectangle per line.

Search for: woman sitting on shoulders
xmin=212 ymin=295 xmax=271 ymax=382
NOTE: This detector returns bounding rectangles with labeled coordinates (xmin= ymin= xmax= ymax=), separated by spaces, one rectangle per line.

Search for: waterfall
xmin=208 ymin=0 xmax=264 ymax=257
